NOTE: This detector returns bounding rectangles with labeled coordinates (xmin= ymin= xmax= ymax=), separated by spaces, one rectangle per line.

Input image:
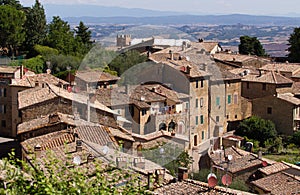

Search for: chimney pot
xmin=134 ymin=157 xmax=145 ymax=169
xmin=178 ymin=167 xmax=188 ymax=181
xmin=155 ymin=169 xmax=165 ymax=185
xmin=76 ymin=140 xmax=83 ymax=152
xmin=116 ymin=157 xmax=127 ymax=169
xmin=34 ymin=144 xmax=42 ymax=158
xmin=87 ymin=154 xmax=94 ymax=163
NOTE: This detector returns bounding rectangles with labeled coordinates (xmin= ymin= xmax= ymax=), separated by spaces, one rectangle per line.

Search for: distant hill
xmin=44 ymin=4 xmax=183 ymax=18
xmin=64 ymin=14 xmax=300 ymax=26
xmin=43 ymin=4 xmax=300 ymax=26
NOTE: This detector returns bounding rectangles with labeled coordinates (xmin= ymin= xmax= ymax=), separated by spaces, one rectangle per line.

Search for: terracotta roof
xmin=258 ymin=162 xmax=290 ymax=176
xmin=75 ymin=70 xmax=120 ymax=83
xmin=17 ymin=112 xmax=99 ymax=135
xmin=260 ymin=63 xmax=300 ymax=74
xmin=292 ymin=82 xmax=300 ymax=94
xmin=277 ymin=93 xmax=300 ymax=105
xmin=0 ymin=65 xmax=19 ymax=74
xmin=251 ymin=172 xmax=300 ymax=194
xmin=213 ymin=53 xmax=269 ymax=64
xmin=190 ymin=41 xmax=220 ymax=53
xmin=210 ymin=146 xmax=263 ymax=174
xmin=18 ymin=84 xmax=117 ymax=115
xmin=242 ymin=71 xmax=293 ymax=84
xmin=153 ymin=179 xmax=254 ymax=195
xmin=11 ymin=73 xmax=69 ymax=87
xmin=149 ymin=52 xmax=211 ymax=79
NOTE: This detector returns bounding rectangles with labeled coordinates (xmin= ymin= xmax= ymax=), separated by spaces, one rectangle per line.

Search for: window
xmin=216 ymin=97 xmax=220 ymax=106
xmin=202 ymin=131 xmax=204 ymax=140
xmin=227 ymin=95 xmax=232 ymax=104
xmin=186 ymin=102 xmax=189 ymax=109
xmin=200 ymin=80 xmax=204 ymax=88
xmin=262 ymin=83 xmax=266 ymax=90
xmin=200 ymin=98 xmax=203 ymax=107
xmin=196 ymin=80 xmax=199 ymax=88
xmin=195 ymin=99 xmax=198 ymax=108
xmin=142 ymin=109 xmax=147 ymax=116
xmin=216 ymin=116 xmax=220 ymax=123
xmin=0 ymin=88 xmax=6 ymax=97
xmin=194 ymin=135 xmax=197 ymax=146
xmin=246 ymin=82 xmax=250 ymax=89
xmin=200 ymin=115 xmax=204 ymax=124
xmin=195 ymin=116 xmax=198 ymax=125
xmin=234 ymin=94 xmax=238 ymax=104
xmin=1 ymin=120 xmax=6 ymax=128
xmin=235 ymin=115 xmax=238 ymax=119
xmin=0 ymin=105 xmax=6 ymax=114
xmin=267 ymin=107 xmax=272 ymax=114
xmin=18 ymin=110 xmax=22 ymax=118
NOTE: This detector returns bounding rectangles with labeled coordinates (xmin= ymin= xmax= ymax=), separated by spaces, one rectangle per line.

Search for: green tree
xmin=0 ymin=0 xmax=22 ymax=9
xmin=238 ymin=36 xmax=266 ymax=56
xmin=45 ymin=16 xmax=76 ymax=55
xmin=109 ymin=50 xmax=147 ymax=76
xmin=23 ymin=55 xmax=45 ymax=73
xmin=288 ymin=27 xmax=300 ymax=63
xmin=291 ymin=130 xmax=300 ymax=146
xmin=23 ymin=0 xmax=47 ymax=57
xmin=0 ymin=5 xmax=26 ymax=57
xmin=235 ymin=116 xmax=277 ymax=146
xmin=75 ymin=21 xmax=93 ymax=54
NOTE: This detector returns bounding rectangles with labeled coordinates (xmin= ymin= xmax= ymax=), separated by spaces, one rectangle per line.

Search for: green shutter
xmin=228 ymin=95 xmax=231 ymax=104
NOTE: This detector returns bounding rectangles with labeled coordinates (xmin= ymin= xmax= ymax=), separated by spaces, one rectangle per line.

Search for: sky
xmin=20 ymin=0 xmax=300 ymax=16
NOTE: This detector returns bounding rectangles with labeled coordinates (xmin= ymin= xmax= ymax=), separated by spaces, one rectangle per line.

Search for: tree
xmin=0 ymin=0 xmax=22 ymax=9
xmin=45 ymin=16 xmax=76 ymax=55
xmin=0 ymin=5 xmax=26 ymax=56
xmin=23 ymin=0 xmax=47 ymax=57
xmin=75 ymin=21 xmax=93 ymax=54
xmin=22 ymin=55 xmax=44 ymax=73
xmin=288 ymin=27 xmax=300 ymax=63
xmin=235 ymin=116 xmax=277 ymax=146
xmin=238 ymin=36 xmax=266 ymax=56
xmin=109 ymin=50 xmax=148 ymax=76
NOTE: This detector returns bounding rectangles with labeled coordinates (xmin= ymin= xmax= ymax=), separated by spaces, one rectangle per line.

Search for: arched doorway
xmin=159 ymin=123 xmax=167 ymax=131
xmin=168 ymin=120 xmax=176 ymax=132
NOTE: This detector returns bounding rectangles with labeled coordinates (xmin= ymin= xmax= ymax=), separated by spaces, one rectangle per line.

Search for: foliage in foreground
xmin=0 ymin=151 xmax=148 ymax=195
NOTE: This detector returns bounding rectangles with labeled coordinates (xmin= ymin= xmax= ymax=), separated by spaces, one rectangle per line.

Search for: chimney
xmin=178 ymin=167 xmax=188 ymax=181
xmin=20 ymin=65 xmax=24 ymax=79
xmin=258 ymin=150 xmax=262 ymax=160
xmin=134 ymin=157 xmax=145 ymax=169
xmin=169 ymin=50 xmax=174 ymax=60
xmin=76 ymin=139 xmax=83 ymax=152
xmin=147 ymin=171 xmax=154 ymax=189
xmin=87 ymin=154 xmax=94 ymax=163
xmin=186 ymin=66 xmax=191 ymax=75
xmin=182 ymin=41 xmax=187 ymax=51
xmin=87 ymin=98 xmax=90 ymax=122
xmin=125 ymin=84 xmax=130 ymax=95
xmin=116 ymin=157 xmax=127 ymax=169
xmin=46 ymin=69 xmax=51 ymax=74
xmin=34 ymin=144 xmax=42 ymax=158
xmin=155 ymin=169 xmax=165 ymax=185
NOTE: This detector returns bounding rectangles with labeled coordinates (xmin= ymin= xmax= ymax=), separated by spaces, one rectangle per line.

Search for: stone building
xmin=116 ymin=34 xmax=131 ymax=47
xmin=240 ymin=71 xmax=293 ymax=99
xmin=252 ymin=93 xmax=300 ymax=135
xmin=18 ymin=84 xmax=118 ymax=128
xmin=75 ymin=70 xmax=120 ymax=92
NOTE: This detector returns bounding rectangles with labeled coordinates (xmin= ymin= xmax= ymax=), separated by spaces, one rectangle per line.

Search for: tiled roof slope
xmin=76 ymin=70 xmax=120 ymax=83
xmin=242 ymin=71 xmax=293 ymax=84
xmin=11 ymin=73 xmax=69 ymax=87
xmin=258 ymin=162 xmax=290 ymax=176
xmin=251 ymin=172 xmax=300 ymax=194
xmin=153 ymin=179 xmax=255 ymax=195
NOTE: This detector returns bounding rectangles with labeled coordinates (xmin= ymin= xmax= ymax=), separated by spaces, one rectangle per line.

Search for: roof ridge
xmin=271 ymin=70 xmax=277 ymax=84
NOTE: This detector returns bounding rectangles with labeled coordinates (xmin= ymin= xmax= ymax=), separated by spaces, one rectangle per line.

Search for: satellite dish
xmin=73 ymin=156 xmax=81 ymax=165
xmin=102 ymin=145 xmax=109 ymax=155
xmin=207 ymin=173 xmax=217 ymax=188
xmin=221 ymin=174 xmax=232 ymax=186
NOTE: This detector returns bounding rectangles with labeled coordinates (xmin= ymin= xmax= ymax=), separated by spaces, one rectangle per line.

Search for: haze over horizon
xmin=20 ymin=0 xmax=300 ymax=17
